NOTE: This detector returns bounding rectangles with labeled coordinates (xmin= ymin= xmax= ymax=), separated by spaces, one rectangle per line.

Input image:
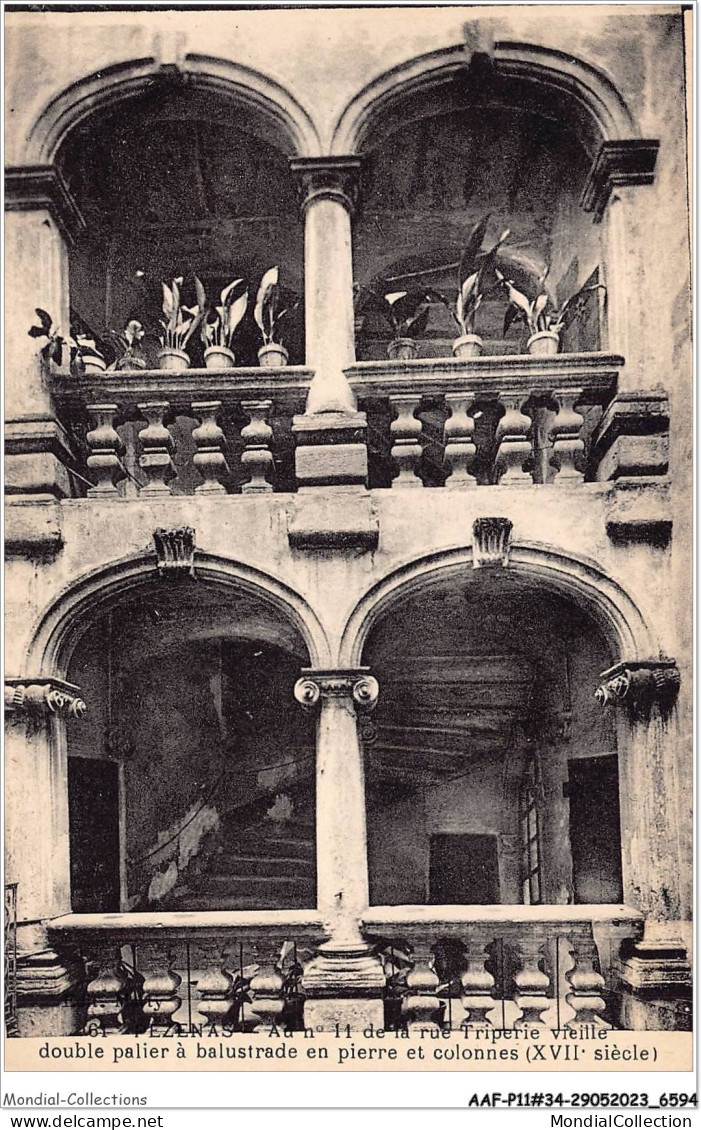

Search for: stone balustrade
xmin=347 ymin=352 xmax=625 ymax=488
xmin=49 ymin=909 xmax=326 ymax=1034
xmin=361 ymin=904 xmax=644 ymax=1031
xmin=52 ymin=367 xmax=312 ymax=499
xmin=50 ymin=904 xmax=645 ymax=1033
xmin=49 ymin=353 xmax=670 ymax=496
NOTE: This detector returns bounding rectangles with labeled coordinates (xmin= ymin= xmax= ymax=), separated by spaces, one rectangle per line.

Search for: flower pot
xmin=204 ymin=346 xmax=236 ymax=369
xmin=452 ymin=334 xmax=483 ymax=359
xmin=158 ymin=347 xmax=190 ymax=370
xmin=115 ymin=354 xmax=147 ymax=371
xmin=387 ymin=338 xmax=419 ymax=361
xmin=527 ymin=330 xmax=560 ymax=357
xmin=258 ymin=343 xmax=289 ymax=368
xmin=81 ymin=355 xmax=107 ymax=374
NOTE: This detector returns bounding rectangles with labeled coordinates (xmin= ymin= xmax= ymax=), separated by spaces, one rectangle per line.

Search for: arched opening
xmin=361 ymin=571 xmax=622 ymax=909
xmin=353 ymin=62 xmax=605 ymax=360
xmin=56 ymin=78 xmax=305 ymax=368
xmin=65 ymin=576 xmax=316 ymax=912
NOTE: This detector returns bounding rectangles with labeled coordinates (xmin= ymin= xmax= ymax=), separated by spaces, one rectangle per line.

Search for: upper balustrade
xmin=49 ymin=350 xmax=656 ymax=499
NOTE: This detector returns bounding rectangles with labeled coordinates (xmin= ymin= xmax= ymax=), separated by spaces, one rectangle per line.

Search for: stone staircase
xmin=163 ymin=816 xmax=316 ymax=911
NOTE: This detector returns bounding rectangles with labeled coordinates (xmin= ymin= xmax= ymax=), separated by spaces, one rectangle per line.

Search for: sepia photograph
xmin=3 ymin=0 xmax=693 ymax=1077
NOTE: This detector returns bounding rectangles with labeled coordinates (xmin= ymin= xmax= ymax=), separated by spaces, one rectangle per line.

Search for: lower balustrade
xmin=49 ymin=911 xmax=325 ymax=1035
xmin=49 ymin=904 xmax=643 ymax=1035
xmin=361 ymin=905 xmax=644 ymax=1032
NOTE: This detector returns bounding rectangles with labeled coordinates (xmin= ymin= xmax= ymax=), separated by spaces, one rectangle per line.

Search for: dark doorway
xmin=429 ymin=834 xmax=500 ymax=904
xmin=68 ymin=757 xmax=120 ymax=912
xmin=568 ymin=755 xmax=624 ymax=903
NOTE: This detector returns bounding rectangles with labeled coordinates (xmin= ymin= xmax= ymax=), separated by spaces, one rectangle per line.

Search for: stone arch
xmin=24 ymin=550 xmax=331 ymax=680
xmin=339 ymin=542 xmax=656 ymax=669
xmin=26 ymin=52 xmax=320 ymax=165
xmin=331 ymin=40 xmax=639 ymax=157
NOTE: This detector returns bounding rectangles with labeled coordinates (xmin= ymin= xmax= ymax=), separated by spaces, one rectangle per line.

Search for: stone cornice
xmin=595 ymin=659 xmax=680 ymax=721
xmin=5 ymin=165 xmax=86 ymax=247
xmin=5 ymin=677 xmax=86 ymax=719
xmin=294 ymin=667 xmax=379 ymax=712
xmin=290 ymin=156 xmax=362 ymax=216
xmin=580 ymin=140 xmax=660 ymax=221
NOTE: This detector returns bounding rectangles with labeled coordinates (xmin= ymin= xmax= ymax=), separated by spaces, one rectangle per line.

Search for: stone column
xmin=5 ymin=167 xmax=85 ymax=505
xmin=4 ymin=678 xmax=87 ymax=1034
xmin=294 ymin=668 xmax=385 ymax=1028
xmin=289 ymin=157 xmax=368 ymax=487
xmin=594 ymin=659 xmax=691 ymax=1026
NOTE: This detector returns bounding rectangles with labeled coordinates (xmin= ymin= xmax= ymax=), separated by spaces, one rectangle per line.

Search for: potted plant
xmin=28 ymin=308 xmax=73 ymax=368
xmin=442 ymin=214 xmax=510 ymax=358
xmin=199 ymin=277 xmax=248 ymax=368
xmin=158 ymin=277 xmax=204 ymax=369
xmin=254 ymin=267 xmax=298 ymax=367
xmin=107 ymin=319 xmax=147 ymax=370
xmin=499 ymin=270 xmax=606 ymax=356
xmin=74 ymin=334 xmax=107 ymax=374
xmin=371 ymin=289 xmax=436 ymax=360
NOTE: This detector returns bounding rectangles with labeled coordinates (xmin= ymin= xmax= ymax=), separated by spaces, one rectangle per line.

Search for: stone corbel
xmin=5 ymin=677 xmax=86 ymax=719
xmin=472 ymin=516 xmax=513 ymax=569
xmin=294 ymin=669 xmax=379 ymax=713
xmin=595 ymin=659 xmax=680 ymax=721
xmin=153 ymin=526 xmax=196 ymax=578
xmin=580 ymin=139 xmax=660 ymax=221
xmin=289 ymin=156 xmax=361 ymax=217
xmin=5 ymin=165 xmax=86 ymax=248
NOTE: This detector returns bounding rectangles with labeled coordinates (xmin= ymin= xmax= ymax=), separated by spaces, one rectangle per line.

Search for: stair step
xmin=219 ymin=837 xmax=315 ymax=860
xmin=163 ymin=891 xmax=315 ymax=911
xmin=207 ymin=854 xmax=315 ymax=877
xmin=195 ymin=875 xmax=315 ymax=894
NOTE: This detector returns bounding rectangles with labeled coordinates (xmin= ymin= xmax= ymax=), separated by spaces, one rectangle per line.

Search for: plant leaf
xmin=226 ymin=290 xmax=248 ymax=339
xmin=220 ymin=277 xmax=247 ymax=307
xmin=194 ymin=276 xmax=207 ymax=311
xmin=459 ymin=213 xmax=491 ymax=286
xmin=254 ymin=267 xmax=279 ymax=336
xmin=406 ymin=304 xmax=430 ymax=339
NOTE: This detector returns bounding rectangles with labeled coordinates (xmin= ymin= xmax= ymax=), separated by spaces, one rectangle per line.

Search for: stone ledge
xmin=605 ymin=480 xmax=672 ymax=544
xmin=5 ymin=495 xmax=63 ymax=555
xmin=287 ymin=491 xmax=379 ymax=549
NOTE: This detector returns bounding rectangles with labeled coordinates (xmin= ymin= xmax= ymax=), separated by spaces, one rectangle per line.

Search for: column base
xmin=302 ymin=941 xmax=386 ymax=1031
xmin=15 ymin=948 xmax=85 ymax=1036
xmin=617 ymin=938 xmax=691 ymax=1031
xmin=293 ymin=411 xmax=368 ymax=487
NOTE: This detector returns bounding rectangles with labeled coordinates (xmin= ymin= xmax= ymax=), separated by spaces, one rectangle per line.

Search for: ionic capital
xmin=294 ymin=668 xmax=379 ymax=713
xmin=595 ymin=659 xmax=680 ymax=721
xmin=5 ymin=677 xmax=87 ymax=719
xmin=290 ymin=156 xmax=361 ymax=217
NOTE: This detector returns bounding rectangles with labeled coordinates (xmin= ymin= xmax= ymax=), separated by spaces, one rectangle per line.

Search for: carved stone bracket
xmin=5 ymin=677 xmax=86 ymax=719
xmin=294 ymin=668 xmax=379 ymax=713
xmin=595 ymin=659 xmax=680 ymax=721
xmin=5 ymin=165 xmax=86 ymax=247
xmin=153 ymin=526 xmax=196 ymax=578
xmin=580 ymin=140 xmax=660 ymax=221
xmin=290 ymin=156 xmax=362 ymax=217
xmin=472 ymin=516 xmax=513 ymax=569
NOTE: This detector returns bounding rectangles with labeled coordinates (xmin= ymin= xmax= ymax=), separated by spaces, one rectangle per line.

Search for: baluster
xmin=403 ymin=942 xmax=441 ymax=1033
xmin=460 ymin=930 xmax=496 ymax=1027
xmin=494 ymin=392 xmax=533 ymax=484
xmin=137 ymin=401 xmax=175 ymax=495
xmin=195 ymin=943 xmax=236 ymax=1029
xmin=141 ymin=945 xmax=182 ymax=1032
xmin=565 ymin=926 xmax=611 ymax=1029
xmin=191 ymin=401 xmax=229 ymax=493
xmin=551 ymin=389 xmax=585 ymax=484
xmin=248 ymin=946 xmax=286 ymax=1032
xmin=85 ymin=946 xmax=129 ymax=1033
xmin=390 ymin=395 xmax=423 ymax=487
xmin=85 ymin=404 xmax=126 ymax=497
xmin=513 ymin=930 xmax=551 ymax=1025
xmin=443 ymin=392 xmax=477 ymax=488
xmin=240 ymin=400 xmax=274 ymax=493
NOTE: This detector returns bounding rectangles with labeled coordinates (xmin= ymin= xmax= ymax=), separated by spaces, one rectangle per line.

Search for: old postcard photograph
xmin=2 ymin=0 xmax=695 ymax=1110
